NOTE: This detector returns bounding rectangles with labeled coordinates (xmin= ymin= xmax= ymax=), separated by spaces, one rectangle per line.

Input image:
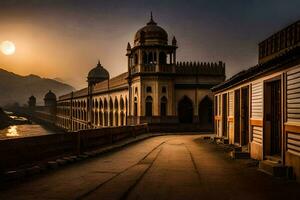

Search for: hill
xmin=0 ymin=68 xmax=75 ymax=106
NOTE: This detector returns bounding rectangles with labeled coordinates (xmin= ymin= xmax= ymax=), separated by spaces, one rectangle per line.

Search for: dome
xmin=29 ymin=95 xmax=36 ymax=100
xmin=44 ymin=90 xmax=56 ymax=100
xmin=134 ymin=14 xmax=168 ymax=46
xmin=87 ymin=61 xmax=109 ymax=84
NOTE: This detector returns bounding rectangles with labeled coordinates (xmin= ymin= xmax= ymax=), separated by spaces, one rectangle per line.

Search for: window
xmin=146 ymin=86 xmax=152 ymax=93
xmin=149 ymin=52 xmax=153 ymax=64
xmin=134 ymin=53 xmax=138 ymax=65
xmin=142 ymin=51 xmax=147 ymax=64
xmin=134 ymin=97 xmax=138 ymax=116
xmin=162 ymin=86 xmax=167 ymax=93
xmin=159 ymin=52 xmax=166 ymax=64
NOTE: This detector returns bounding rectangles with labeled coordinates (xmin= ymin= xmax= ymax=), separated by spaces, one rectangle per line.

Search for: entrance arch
xmin=198 ymin=96 xmax=213 ymax=128
xmin=178 ymin=96 xmax=193 ymax=123
xmin=145 ymin=96 xmax=153 ymax=117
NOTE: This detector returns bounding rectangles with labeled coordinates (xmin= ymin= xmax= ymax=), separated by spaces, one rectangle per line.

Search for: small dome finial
xmin=97 ymin=60 xmax=101 ymax=67
xmin=127 ymin=42 xmax=131 ymax=50
xmin=147 ymin=11 xmax=157 ymax=25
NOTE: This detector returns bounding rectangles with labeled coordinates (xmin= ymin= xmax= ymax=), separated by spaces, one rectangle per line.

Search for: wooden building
xmin=212 ymin=20 xmax=300 ymax=180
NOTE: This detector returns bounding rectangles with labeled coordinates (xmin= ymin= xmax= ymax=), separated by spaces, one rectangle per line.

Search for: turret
xmin=172 ymin=36 xmax=177 ymax=47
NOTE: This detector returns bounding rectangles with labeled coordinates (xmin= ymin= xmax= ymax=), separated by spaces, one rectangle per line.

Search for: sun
xmin=1 ymin=40 xmax=16 ymax=55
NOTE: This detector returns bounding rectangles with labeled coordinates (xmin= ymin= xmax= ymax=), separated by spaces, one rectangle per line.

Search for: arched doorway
xmin=198 ymin=96 xmax=213 ymax=128
xmin=160 ymin=96 xmax=167 ymax=116
xmin=145 ymin=96 xmax=153 ymax=117
xmin=178 ymin=96 xmax=193 ymax=123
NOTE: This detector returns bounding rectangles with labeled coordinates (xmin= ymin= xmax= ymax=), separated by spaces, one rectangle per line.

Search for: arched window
xmin=104 ymin=111 xmax=108 ymax=126
xmin=104 ymin=99 xmax=108 ymax=110
xmin=145 ymin=96 xmax=153 ymax=117
xmin=120 ymin=97 xmax=124 ymax=110
xmin=160 ymin=96 xmax=167 ymax=116
xmin=91 ymin=110 xmax=94 ymax=123
xmin=115 ymin=111 xmax=119 ymax=126
xmin=120 ymin=111 xmax=125 ymax=126
xmin=159 ymin=52 xmax=166 ymax=64
xmin=142 ymin=51 xmax=147 ymax=64
xmin=134 ymin=97 xmax=138 ymax=116
xmin=95 ymin=110 xmax=98 ymax=126
xmin=100 ymin=99 xmax=103 ymax=109
xmin=148 ymin=52 xmax=153 ymax=64
xmin=109 ymin=111 xmax=113 ymax=126
xmin=114 ymin=98 xmax=118 ymax=111
xmin=109 ymin=98 xmax=113 ymax=110
xmin=95 ymin=99 xmax=98 ymax=108
xmin=134 ymin=53 xmax=138 ymax=65
xmin=99 ymin=111 xmax=103 ymax=126
xmin=146 ymin=86 xmax=152 ymax=93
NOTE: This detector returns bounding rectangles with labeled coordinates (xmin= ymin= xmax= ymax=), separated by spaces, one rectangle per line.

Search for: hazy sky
xmin=0 ymin=0 xmax=299 ymax=89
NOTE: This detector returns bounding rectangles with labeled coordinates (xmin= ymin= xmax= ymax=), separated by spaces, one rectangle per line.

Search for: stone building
xmin=212 ymin=20 xmax=300 ymax=179
xmin=56 ymin=14 xmax=225 ymax=132
xmin=28 ymin=95 xmax=36 ymax=108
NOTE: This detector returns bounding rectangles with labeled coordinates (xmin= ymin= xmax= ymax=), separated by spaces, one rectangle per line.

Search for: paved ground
xmin=1 ymin=135 xmax=300 ymax=200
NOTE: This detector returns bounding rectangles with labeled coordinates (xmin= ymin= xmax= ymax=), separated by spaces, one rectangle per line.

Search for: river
xmin=0 ymin=111 xmax=54 ymax=140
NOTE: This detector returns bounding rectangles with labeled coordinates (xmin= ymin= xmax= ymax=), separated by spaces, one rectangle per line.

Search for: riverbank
xmin=0 ymin=109 xmax=61 ymax=140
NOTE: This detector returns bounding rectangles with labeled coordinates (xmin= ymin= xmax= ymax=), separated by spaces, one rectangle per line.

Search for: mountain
xmin=0 ymin=68 xmax=75 ymax=106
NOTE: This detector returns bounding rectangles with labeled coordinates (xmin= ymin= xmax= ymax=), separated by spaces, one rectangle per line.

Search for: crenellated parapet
xmin=175 ymin=61 xmax=225 ymax=75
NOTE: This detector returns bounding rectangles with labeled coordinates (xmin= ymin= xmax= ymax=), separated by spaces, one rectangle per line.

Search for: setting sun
xmin=1 ymin=40 xmax=15 ymax=55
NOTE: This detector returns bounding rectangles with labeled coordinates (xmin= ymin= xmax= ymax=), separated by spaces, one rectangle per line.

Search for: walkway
xmin=1 ymin=135 xmax=299 ymax=200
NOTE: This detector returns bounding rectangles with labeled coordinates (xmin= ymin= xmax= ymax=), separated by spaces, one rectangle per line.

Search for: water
xmin=0 ymin=124 xmax=54 ymax=140
xmin=0 ymin=111 xmax=54 ymax=140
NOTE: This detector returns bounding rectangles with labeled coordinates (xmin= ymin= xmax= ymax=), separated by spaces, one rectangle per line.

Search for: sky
xmin=0 ymin=0 xmax=299 ymax=89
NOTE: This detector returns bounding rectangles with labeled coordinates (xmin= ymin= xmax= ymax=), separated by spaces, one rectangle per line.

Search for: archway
xmin=198 ymin=96 xmax=213 ymax=128
xmin=178 ymin=96 xmax=193 ymax=123
xmin=145 ymin=96 xmax=153 ymax=117
xmin=160 ymin=96 xmax=167 ymax=116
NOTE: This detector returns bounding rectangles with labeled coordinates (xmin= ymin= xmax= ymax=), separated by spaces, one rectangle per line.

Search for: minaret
xmin=126 ymin=42 xmax=132 ymax=119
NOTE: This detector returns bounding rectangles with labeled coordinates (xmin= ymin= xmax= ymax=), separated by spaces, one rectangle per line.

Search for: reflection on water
xmin=0 ymin=124 xmax=54 ymax=140
xmin=6 ymin=125 xmax=19 ymax=137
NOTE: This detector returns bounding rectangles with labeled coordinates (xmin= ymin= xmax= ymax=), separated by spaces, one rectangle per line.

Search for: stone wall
xmin=0 ymin=124 xmax=148 ymax=172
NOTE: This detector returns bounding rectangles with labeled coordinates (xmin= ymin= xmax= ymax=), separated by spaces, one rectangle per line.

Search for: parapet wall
xmin=0 ymin=124 xmax=148 ymax=173
xmin=175 ymin=61 xmax=225 ymax=75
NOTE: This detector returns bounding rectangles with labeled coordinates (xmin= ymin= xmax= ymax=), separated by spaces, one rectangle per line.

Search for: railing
xmin=142 ymin=64 xmax=156 ymax=72
xmin=159 ymin=64 xmax=173 ymax=72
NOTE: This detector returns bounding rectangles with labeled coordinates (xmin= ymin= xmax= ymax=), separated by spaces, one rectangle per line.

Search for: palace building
xmin=212 ymin=20 xmax=300 ymax=179
xmin=54 ymin=14 xmax=225 ymax=132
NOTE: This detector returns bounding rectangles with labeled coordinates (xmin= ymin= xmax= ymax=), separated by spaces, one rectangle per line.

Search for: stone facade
xmin=56 ymin=15 xmax=225 ymax=132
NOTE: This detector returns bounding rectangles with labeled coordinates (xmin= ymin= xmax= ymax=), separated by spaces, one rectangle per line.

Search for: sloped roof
xmin=212 ymin=46 xmax=300 ymax=92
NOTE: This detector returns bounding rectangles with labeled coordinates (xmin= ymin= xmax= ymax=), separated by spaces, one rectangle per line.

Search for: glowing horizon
xmin=0 ymin=0 xmax=299 ymax=89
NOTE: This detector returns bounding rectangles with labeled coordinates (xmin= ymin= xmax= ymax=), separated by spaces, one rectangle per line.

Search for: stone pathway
xmin=0 ymin=135 xmax=299 ymax=200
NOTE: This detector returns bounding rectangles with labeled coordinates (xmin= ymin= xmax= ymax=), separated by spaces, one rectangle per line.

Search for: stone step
xmin=259 ymin=160 xmax=289 ymax=177
xmin=265 ymin=155 xmax=281 ymax=163
xmin=222 ymin=138 xmax=229 ymax=144
xmin=230 ymin=150 xmax=250 ymax=159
